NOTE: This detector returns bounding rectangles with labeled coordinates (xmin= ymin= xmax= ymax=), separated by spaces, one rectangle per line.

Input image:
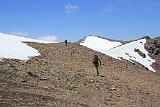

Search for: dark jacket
xmin=92 ymin=55 xmax=101 ymax=67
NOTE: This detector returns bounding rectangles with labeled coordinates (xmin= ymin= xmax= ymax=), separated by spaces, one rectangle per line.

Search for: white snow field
xmin=0 ymin=33 xmax=54 ymax=60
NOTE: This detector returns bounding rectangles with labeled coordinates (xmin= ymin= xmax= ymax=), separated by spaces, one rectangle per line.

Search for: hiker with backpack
xmin=92 ymin=55 xmax=101 ymax=76
xmin=64 ymin=39 xmax=68 ymax=46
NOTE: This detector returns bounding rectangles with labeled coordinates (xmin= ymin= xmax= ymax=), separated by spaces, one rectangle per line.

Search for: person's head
xmin=94 ymin=55 xmax=98 ymax=59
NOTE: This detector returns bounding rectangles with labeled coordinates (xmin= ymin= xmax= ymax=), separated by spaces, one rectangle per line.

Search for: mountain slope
xmin=80 ymin=36 xmax=155 ymax=72
xmin=0 ymin=41 xmax=160 ymax=107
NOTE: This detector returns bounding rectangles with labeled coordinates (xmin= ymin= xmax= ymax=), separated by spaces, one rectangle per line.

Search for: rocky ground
xmin=0 ymin=42 xmax=160 ymax=107
xmin=144 ymin=36 xmax=160 ymax=73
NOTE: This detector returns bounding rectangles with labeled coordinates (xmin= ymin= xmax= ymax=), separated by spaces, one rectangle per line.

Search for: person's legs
xmin=94 ymin=63 xmax=99 ymax=76
xmin=95 ymin=67 xmax=99 ymax=76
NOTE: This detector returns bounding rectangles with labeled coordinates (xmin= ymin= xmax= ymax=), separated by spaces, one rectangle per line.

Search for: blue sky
xmin=0 ymin=0 xmax=160 ymax=42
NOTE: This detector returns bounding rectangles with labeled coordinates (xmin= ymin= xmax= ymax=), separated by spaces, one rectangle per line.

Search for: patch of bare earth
xmin=0 ymin=42 xmax=160 ymax=107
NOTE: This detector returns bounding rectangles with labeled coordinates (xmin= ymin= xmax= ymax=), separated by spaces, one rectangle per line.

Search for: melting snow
xmin=0 ymin=33 xmax=54 ymax=60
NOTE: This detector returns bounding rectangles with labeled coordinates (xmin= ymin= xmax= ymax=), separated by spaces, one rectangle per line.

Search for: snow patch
xmin=0 ymin=33 xmax=55 ymax=60
xmin=80 ymin=36 xmax=122 ymax=50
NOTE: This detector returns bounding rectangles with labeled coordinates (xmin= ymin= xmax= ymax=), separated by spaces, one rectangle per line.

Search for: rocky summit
xmin=0 ymin=42 xmax=160 ymax=107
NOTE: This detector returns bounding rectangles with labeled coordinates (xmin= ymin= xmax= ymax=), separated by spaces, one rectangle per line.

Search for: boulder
xmin=154 ymin=40 xmax=160 ymax=48
xmin=155 ymin=55 xmax=160 ymax=65
xmin=153 ymin=48 xmax=160 ymax=55
xmin=138 ymin=51 xmax=146 ymax=58
xmin=134 ymin=48 xmax=139 ymax=52
xmin=144 ymin=43 xmax=156 ymax=54
xmin=134 ymin=48 xmax=146 ymax=58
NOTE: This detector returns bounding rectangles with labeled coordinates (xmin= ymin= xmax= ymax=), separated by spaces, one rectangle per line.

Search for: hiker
xmin=64 ymin=39 xmax=68 ymax=46
xmin=92 ymin=55 xmax=101 ymax=76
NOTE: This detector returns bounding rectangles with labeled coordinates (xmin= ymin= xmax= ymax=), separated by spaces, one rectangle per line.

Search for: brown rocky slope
xmin=0 ymin=42 xmax=160 ymax=107
xmin=144 ymin=36 xmax=160 ymax=72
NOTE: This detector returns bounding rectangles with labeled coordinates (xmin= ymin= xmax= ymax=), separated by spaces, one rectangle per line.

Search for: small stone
xmin=110 ymin=87 xmax=116 ymax=91
xmin=144 ymin=92 xmax=150 ymax=94
xmin=86 ymin=76 xmax=89 ymax=78
xmin=39 ymin=77 xmax=48 ymax=81
xmin=90 ymin=79 xmax=94 ymax=83
xmin=43 ymin=86 xmax=48 ymax=89
xmin=101 ymin=75 xmax=105 ymax=77
xmin=21 ymin=80 xmax=26 ymax=83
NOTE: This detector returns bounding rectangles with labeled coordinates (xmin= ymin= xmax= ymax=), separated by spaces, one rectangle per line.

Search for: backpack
xmin=92 ymin=55 xmax=99 ymax=64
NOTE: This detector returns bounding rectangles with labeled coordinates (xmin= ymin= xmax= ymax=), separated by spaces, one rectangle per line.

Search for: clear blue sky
xmin=0 ymin=0 xmax=160 ymax=42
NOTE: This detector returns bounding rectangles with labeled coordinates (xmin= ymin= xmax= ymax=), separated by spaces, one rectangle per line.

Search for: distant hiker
xmin=64 ymin=39 xmax=68 ymax=46
xmin=92 ymin=55 xmax=101 ymax=76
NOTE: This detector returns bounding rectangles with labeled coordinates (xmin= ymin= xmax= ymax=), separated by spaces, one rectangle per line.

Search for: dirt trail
xmin=0 ymin=42 xmax=160 ymax=107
